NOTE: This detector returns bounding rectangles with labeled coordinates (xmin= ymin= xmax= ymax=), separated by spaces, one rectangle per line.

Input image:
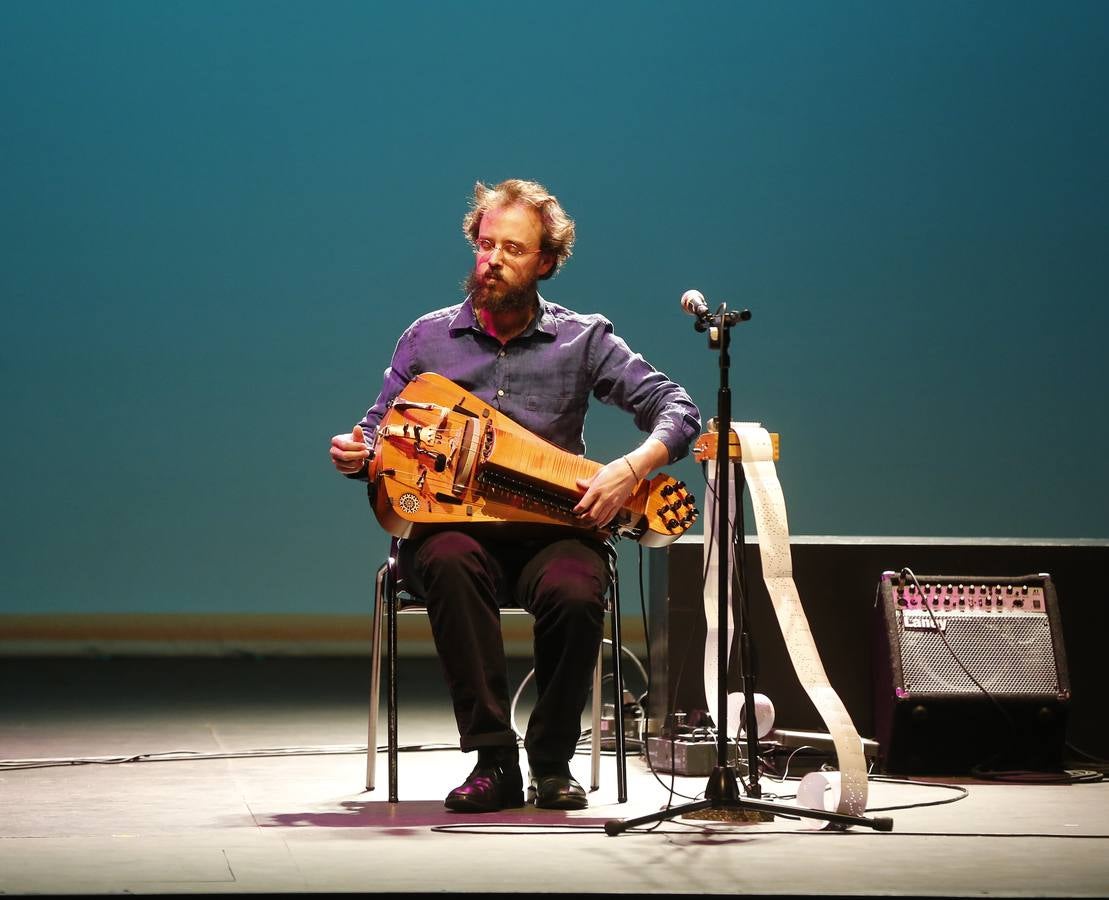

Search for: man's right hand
xmin=330 ymin=424 xmax=370 ymax=475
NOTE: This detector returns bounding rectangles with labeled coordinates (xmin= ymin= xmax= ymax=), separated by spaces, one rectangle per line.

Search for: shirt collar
xmin=450 ymin=294 xmax=558 ymax=340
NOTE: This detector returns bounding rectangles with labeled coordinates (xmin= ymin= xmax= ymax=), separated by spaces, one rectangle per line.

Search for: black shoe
xmin=528 ymin=771 xmax=588 ymax=810
xmin=444 ymin=753 xmax=524 ymax=813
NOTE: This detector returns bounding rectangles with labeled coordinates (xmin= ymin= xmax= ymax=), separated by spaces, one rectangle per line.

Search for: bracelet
xmin=622 ymin=455 xmax=640 ymax=481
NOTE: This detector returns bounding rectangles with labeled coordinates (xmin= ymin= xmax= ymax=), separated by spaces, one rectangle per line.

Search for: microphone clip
xmin=681 ymin=290 xmax=752 ymax=344
xmin=700 ymin=306 xmax=752 ymax=348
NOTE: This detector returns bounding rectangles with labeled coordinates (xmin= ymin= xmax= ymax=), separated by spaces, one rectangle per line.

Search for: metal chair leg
xmin=590 ymin=641 xmax=602 ymax=790
xmin=386 ymin=559 xmax=400 ymax=804
xmin=366 ymin=564 xmax=386 ymax=791
xmin=609 ymin=570 xmax=628 ymax=803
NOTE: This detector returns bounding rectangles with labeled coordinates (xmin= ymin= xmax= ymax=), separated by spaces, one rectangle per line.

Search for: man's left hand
xmin=574 ymin=460 xmax=637 ymax=528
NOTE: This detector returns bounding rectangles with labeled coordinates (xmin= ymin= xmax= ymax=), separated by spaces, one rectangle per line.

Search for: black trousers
xmin=397 ymin=527 xmax=609 ymax=765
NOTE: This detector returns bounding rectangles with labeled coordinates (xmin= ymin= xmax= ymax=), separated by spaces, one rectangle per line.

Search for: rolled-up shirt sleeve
xmin=588 ymin=318 xmax=701 ymax=463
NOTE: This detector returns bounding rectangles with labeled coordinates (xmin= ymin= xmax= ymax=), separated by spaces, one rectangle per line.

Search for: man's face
xmin=467 ymin=203 xmax=554 ymax=313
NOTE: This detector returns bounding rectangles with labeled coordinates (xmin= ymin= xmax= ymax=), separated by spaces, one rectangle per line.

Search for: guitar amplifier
xmin=872 ymin=571 xmax=1070 ymax=774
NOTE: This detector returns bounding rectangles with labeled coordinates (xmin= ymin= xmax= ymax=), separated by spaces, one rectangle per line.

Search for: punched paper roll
xmin=701 ymin=424 xmax=868 ymax=819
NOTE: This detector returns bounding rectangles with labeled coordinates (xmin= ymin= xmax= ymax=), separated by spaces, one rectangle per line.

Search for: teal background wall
xmin=3 ymin=1 xmax=1107 ymax=615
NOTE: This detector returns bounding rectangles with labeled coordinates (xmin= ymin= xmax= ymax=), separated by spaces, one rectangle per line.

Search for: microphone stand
xmin=605 ymin=302 xmax=892 ymax=836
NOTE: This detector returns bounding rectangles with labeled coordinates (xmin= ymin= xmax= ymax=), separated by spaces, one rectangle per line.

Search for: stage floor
xmin=2 ymin=657 xmax=1107 ymax=897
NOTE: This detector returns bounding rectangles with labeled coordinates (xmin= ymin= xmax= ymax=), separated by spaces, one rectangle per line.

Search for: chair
xmin=366 ymin=540 xmax=628 ymax=804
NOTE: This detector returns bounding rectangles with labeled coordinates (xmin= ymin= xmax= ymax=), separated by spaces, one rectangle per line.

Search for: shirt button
xmin=498 ymin=350 xmax=506 ymax=358
xmin=497 ymin=388 xmax=505 ymax=397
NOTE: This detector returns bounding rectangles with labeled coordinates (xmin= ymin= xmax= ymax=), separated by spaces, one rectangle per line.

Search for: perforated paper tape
xmin=734 ymin=423 xmax=868 ymax=818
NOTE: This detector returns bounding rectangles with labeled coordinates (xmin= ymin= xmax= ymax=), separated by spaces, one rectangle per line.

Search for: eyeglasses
xmin=473 ymin=237 xmax=544 ymax=260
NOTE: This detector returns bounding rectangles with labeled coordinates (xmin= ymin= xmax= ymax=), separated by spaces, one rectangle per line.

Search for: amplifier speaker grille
xmin=898 ymin=614 xmax=1060 ymax=695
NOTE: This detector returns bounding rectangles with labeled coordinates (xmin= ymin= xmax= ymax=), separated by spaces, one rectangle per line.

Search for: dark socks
xmin=527 ymin=757 xmax=571 ymax=778
xmin=478 ymin=745 xmax=520 ymax=768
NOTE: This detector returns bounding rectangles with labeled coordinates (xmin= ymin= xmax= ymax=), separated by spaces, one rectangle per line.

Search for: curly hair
xmin=462 ymin=179 xmax=576 ymax=279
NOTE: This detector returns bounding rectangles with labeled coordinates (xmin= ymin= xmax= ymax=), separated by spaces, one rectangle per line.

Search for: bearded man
xmin=330 ymin=178 xmax=700 ymax=812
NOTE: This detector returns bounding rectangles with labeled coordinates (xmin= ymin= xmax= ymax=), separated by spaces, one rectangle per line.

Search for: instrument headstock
xmin=637 ymin=473 xmax=698 ymax=547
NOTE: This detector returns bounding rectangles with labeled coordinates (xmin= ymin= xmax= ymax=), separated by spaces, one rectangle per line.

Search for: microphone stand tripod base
xmin=680 ymin=766 xmax=775 ymax=823
xmin=682 ymin=806 xmax=772 ymax=823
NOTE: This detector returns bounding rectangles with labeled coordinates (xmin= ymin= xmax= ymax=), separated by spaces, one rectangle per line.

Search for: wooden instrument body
xmin=367 ymin=373 xmax=697 ymax=547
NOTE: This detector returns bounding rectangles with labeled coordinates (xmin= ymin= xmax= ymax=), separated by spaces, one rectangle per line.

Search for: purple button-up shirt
xmin=355 ymin=295 xmax=701 ymax=466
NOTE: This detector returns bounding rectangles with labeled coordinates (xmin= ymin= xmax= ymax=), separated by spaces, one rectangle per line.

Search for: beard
xmin=463 ymin=267 xmax=539 ymax=315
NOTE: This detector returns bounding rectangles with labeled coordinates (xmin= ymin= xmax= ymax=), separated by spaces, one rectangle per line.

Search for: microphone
xmin=680 ymin=289 xmax=710 ymax=318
